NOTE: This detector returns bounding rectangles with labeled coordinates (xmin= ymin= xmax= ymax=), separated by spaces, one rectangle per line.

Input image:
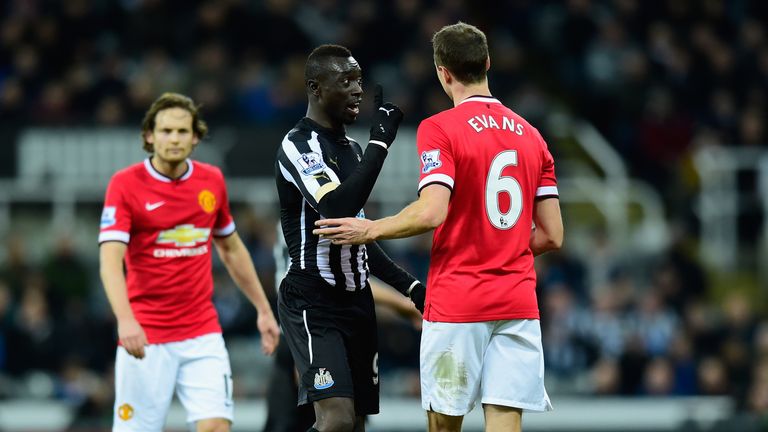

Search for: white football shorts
xmin=113 ymin=333 xmax=234 ymax=432
xmin=420 ymin=319 xmax=553 ymax=416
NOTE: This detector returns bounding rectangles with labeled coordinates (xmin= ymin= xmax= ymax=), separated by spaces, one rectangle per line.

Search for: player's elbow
xmin=531 ymin=227 xmax=563 ymax=256
xmin=543 ymin=230 xmax=564 ymax=252
xmin=317 ymin=195 xmax=365 ymax=219
xmin=549 ymin=235 xmax=564 ymax=251
xmin=417 ymin=208 xmax=445 ymax=230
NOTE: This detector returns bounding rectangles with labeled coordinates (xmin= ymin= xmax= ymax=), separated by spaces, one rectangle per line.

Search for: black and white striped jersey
xmin=275 ymin=118 xmax=372 ymax=291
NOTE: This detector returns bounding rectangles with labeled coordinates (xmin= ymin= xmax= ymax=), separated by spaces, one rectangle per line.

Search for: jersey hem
xmin=424 ymin=311 xmax=540 ymax=322
xmin=418 ymin=173 xmax=454 ymax=191
xmin=98 ymin=230 xmax=130 ymax=243
xmin=418 ymin=181 xmax=453 ymax=195
xmin=98 ymin=239 xmax=129 ymax=245
xmin=140 ymin=329 xmax=222 ymax=345
xmin=213 ymin=221 xmax=236 ymax=237
xmin=285 ymin=271 xmax=369 ymax=292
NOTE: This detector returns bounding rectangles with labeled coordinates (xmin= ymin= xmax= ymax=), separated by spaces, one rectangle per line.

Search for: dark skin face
xmin=306 ymin=56 xmax=363 ymax=132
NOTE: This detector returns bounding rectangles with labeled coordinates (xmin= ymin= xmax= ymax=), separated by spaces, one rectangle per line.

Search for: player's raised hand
xmin=374 ymin=83 xmax=384 ymax=109
xmin=257 ymin=310 xmax=280 ymax=355
xmin=368 ymin=84 xmax=403 ymax=148
xmin=118 ymin=317 xmax=148 ymax=359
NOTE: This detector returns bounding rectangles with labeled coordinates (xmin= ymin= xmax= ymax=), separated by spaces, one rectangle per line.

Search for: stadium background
xmin=0 ymin=0 xmax=766 ymax=430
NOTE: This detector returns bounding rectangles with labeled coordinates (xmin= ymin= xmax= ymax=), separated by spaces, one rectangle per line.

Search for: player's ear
xmin=438 ymin=66 xmax=452 ymax=85
xmin=485 ymin=56 xmax=490 ymax=72
xmin=144 ymin=131 xmax=154 ymax=144
xmin=307 ymin=79 xmax=320 ymax=97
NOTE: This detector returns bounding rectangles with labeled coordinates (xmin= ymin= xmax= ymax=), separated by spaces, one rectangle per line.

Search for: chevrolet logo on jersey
xmin=156 ymin=224 xmax=211 ymax=247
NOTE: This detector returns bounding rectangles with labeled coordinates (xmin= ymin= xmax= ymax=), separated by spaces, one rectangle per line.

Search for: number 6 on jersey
xmin=485 ymin=150 xmax=523 ymax=230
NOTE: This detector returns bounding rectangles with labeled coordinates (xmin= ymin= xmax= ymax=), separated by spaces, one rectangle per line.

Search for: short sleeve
xmin=416 ymin=119 xmax=455 ymax=194
xmin=536 ymin=130 xmax=558 ymax=198
xmin=213 ymin=170 xmax=236 ymax=237
xmin=99 ymin=174 xmax=132 ymax=244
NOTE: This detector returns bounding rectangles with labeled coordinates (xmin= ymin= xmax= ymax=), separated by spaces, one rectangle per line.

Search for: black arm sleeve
xmin=317 ymin=144 xmax=387 ymax=218
xmin=366 ymin=241 xmax=419 ymax=296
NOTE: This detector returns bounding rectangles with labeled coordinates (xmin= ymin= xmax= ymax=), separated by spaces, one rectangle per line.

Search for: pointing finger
xmin=374 ymin=84 xmax=383 ymax=108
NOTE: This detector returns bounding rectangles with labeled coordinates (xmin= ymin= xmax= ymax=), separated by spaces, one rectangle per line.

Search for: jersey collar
xmin=300 ymin=117 xmax=350 ymax=144
xmin=458 ymin=95 xmax=501 ymax=105
xmin=144 ymin=158 xmax=194 ymax=183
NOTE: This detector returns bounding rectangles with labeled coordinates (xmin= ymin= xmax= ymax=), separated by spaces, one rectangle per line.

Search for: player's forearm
xmin=99 ymin=257 xmax=135 ymax=321
xmin=371 ymin=199 xmax=442 ymax=241
xmin=529 ymin=228 xmax=563 ymax=256
xmin=317 ymin=145 xmax=387 ymax=217
xmin=370 ymin=279 xmax=416 ymax=315
xmin=530 ymin=197 xmax=564 ymax=256
xmin=366 ymin=242 xmax=419 ymax=296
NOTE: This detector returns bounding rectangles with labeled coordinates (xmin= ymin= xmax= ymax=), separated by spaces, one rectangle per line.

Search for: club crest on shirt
xmin=117 ymin=403 xmax=134 ymax=421
xmin=421 ymin=149 xmax=442 ymax=173
xmin=198 ymin=189 xmax=216 ymax=214
xmin=314 ymin=368 xmax=335 ymax=389
xmin=298 ymin=152 xmax=326 ymax=176
xmin=100 ymin=206 xmax=117 ymax=228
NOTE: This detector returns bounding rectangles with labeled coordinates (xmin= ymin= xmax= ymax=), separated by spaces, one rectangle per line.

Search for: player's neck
xmin=306 ymin=106 xmax=345 ymax=134
xmin=151 ymin=156 xmax=188 ymax=179
xmin=450 ymin=82 xmax=492 ymax=107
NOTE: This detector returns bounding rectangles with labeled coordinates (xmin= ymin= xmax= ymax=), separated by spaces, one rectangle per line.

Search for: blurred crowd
xmin=2 ymin=209 xmax=767 ymax=427
xmin=1 ymin=1 xmax=767 ymax=154
xmin=1 ymin=0 xmax=768 ymax=428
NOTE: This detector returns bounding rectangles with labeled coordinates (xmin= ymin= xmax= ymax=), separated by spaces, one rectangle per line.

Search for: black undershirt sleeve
xmin=366 ymin=241 xmax=418 ymax=296
xmin=317 ymin=145 xmax=387 ymax=218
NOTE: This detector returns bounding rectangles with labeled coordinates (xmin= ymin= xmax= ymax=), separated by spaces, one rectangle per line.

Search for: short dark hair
xmin=140 ymin=92 xmax=208 ymax=153
xmin=305 ymin=44 xmax=353 ymax=82
xmin=432 ymin=22 xmax=489 ymax=85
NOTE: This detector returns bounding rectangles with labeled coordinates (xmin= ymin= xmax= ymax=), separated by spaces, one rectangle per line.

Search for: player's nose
xmin=351 ymin=81 xmax=362 ymax=96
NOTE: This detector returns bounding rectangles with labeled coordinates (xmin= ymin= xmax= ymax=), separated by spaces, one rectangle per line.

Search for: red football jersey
xmin=98 ymin=159 xmax=235 ymax=343
xmin=417 ymin=96 xmax=558 ymax=322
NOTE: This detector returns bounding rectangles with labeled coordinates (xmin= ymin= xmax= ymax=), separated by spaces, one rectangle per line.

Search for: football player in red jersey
xmin=314 ymin=23 xmax=563 ymax=432
xmin=99 ymin=93 xmax=280 ymax=432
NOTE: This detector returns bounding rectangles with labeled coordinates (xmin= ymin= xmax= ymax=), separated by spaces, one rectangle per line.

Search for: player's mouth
xmin=346 ymin=101 xmax=360 ymax=116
